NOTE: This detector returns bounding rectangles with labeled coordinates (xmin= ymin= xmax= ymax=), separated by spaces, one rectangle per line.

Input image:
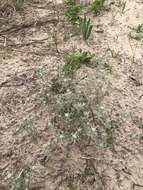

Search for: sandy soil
xmin=0 ymin=0 xmax=143 ymax=189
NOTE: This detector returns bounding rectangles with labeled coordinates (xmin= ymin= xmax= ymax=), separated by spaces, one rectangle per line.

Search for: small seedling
xmin=91 ymin=0 xmax=105 ymax=15
xmin=63 ymin=50 xmax=95 ymax=76
xmin=79 ymin=16 xmax=93 ymax=41
xmin=64 ymin=0 xmax=81 ymax=25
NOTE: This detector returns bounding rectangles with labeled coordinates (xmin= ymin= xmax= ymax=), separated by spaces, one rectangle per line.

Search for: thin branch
xmin=0 ymin=16 xmax=60 ymax=35
xmin=0 ymin=38 xmax=49 ymax=48
xmin=133 ymin=183 xmax=143 ymax=189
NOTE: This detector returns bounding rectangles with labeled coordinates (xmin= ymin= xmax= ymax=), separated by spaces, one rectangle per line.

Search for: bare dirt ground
xmin=0 ymin=0 xmax=143 ymax=189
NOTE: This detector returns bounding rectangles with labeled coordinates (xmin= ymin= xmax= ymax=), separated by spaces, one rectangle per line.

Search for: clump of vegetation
xmin=42 ymin=73 xmax=120 ymax=148
xmin=64 ymin=0 xmax=81 ymax=25
xmin=79 ymin=16 xmax=93 ymax=41
xmin=46 ymin=77 xmax=97 ymax=144
xmin=63 ymin=50 xmax=96 ymax=76
xmin=9 ymin=166 xmax=32 ymax=190
xmin=91 ymin=0 xmax=105 ymax=15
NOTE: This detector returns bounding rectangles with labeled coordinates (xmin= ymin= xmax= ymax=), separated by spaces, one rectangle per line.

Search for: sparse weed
xmin=64 ymin=0 xmax=81 ymax=25
xmin=79 ymin=16 xmax=93 ymax=41
xmin=63 ymin=50 xmax=96 ymax=76
xmin=91 ymin=0 xmax=105 ymax=15
xmin=9 ymin=166 xmax=32 ymax=190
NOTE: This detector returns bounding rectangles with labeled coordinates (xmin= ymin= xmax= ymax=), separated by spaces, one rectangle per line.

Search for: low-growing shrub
xmin=63 ymin=50 xmax=96 ymax=76
xmin=46 ymin=77 xmax=97 ymax=144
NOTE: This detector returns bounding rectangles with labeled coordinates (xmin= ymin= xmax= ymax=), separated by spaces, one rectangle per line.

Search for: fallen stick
xmin=0 ymin=16 xmax=60 ymax=35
